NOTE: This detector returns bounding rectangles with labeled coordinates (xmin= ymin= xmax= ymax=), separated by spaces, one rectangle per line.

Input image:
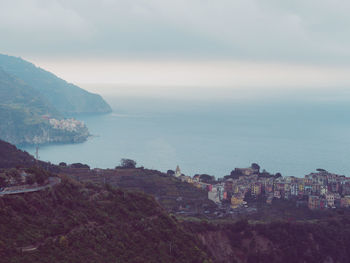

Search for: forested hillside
xmin=0 ymin=54 xmax=111 ymax=145
xmin=185 ymin=214 xmax=350 ymax=263
xmin=0 ymin=177 xmax=210 ymax=263
xmin=0 ymin=54 xmax=111 ymax=115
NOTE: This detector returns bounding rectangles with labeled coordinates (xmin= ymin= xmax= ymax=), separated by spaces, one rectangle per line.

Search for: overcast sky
xmin=1 ymin=0 xmax=350 ymax=89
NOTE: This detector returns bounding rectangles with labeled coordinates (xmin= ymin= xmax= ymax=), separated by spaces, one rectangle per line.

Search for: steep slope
xmin=0 ymin=140 xmax=61 ymax=172
xmin=0 ymin=69 xmax=56 ymax=144
xmin=0 ymin=67 xmax=90 ymax=145
xmin=0 ymin=54 xmax=111 ymax=115
xmin=185 ymin=218 xmax=350 ymax=263
xmin=61 ymin=167 xmax=215 ymax=213
xmin=0 ymin=68 xmax=60 ymax=117
xmin=0 ymin=139 xmax=37 ymax=168
xmin=0 ymin=103 xmax=89 ymax=145
xmin=0 ymin=177 xmax=211 ymax=263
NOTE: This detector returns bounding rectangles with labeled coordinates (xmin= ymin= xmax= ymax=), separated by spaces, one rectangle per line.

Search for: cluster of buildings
xmin=49 ymin=118 xmax=86 ymax=132
xmin=173 ymin=165 xmax=350 ymax=210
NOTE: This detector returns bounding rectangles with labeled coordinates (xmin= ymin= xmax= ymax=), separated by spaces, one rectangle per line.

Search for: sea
xmin=21 ymin=86 xmax=350 ymax=178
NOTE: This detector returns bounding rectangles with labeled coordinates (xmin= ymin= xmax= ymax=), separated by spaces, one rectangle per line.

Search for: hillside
xmin=185 ymin=216 xmax=350 ymax=263
xmin=0 ymin=68 xmax=60 ymax=118
xmin=4 ymin=140 xmax=350 ymax=262
xmin=60 ymin=167 xmax=215 ymax=213
xmin=0 ymin=68 xmax=59 ymax=145
xmin=0 ymin=176 xmax=211 ymax=263
xmin=0 ymin=140 xmax=213 ymax=214
xmin=0 ymin=54 xmax=111 ymax=145
xmin=0 ymin=101 xmax=89 ymax=145
xmin=0 ymin=140 xmax=37 ymax=168
xmin=0 ymin=140 xmax=61 ymax=172
xmin=0 ymin=54 xmax=111 ymax=115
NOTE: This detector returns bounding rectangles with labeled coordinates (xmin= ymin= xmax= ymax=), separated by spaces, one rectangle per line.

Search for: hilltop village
xmin=171 ymin=164 xmax=350 ymax=211
xmin=48 ymin=118 xmax=87 ymax=133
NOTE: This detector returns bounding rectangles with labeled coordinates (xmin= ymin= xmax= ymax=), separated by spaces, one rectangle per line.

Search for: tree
xmin=167 ymin=170 xmax=175 ymax=176
xmin=25 ymin=174 xmax=35 ymax=185
xmin=0 ymin=173 xmax=7 ymax=188
xmin=7 ymin=168 xmax=22 ymax=184
xmin=251 ymin=163 xmax=260 ymax=171
xmin=70 ymin=163 xmax=90 ymax=169
xmin=35 ymin=172 xmax=45 ymax=185
xmin=275 ymin=172 xmax=282 ymax=178
xmin=229 ymin=169 xmax=243 ymax=179
xmin=196 ymin=174 xmax=215 ymax=184
xmin=119 ymin=159 xmax=137 ymax=169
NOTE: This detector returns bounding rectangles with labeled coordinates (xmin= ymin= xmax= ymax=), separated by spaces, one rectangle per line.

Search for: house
xmin=304 ymin=185 xmax=312 ymax=195
xmin=308 ymin=195 xmax=320 ymax=210
xmin=325 ymin=193 xmax=335 ymax=208
xmin=193 ymin=174 xmax=200 ymax=182
xmin=290 ymin=184 xmax=298 ymax=196
xmin=231 ymin=194 xmax=244 ymax=208
xmin=284 ymin=183 xmax=291 ymax=193
xmin=274 ymin=190 xmax=281 ymax=199
xmin=266 ymin=194 xmax=274 ymax=204
xmin=342 ymin=183 xmax=350 ymax=195
xmin=334 ymin=193 xmax=341 ymax=207
xmin=298 ymin=183 xmax=304 ymax=192
xmin=328 ymin=182 xmax=339 ymax=193
xmin=224 ymin=179 xmax=234 ymax=193
xmin=179 ymin=175 xmax=193 ymax=184
xmin=275 ymin=183 xmax=285 ymax=192
xmin=208 ymin=188 xmax=221 ymax=204
xmin=320 ymin=185 xmax=328 ymax=195
xmin=319 ymin=198 xmax=327 ymax=209
xmin=340 ymin=196 xmax=350 ymax=208
xmin=251 ymin=183 xmax=262 ymax=196
xmin=312 ymin=184 xmax=321 ymax=195
xmin=264 ymin=183 xmax=274 ymax=193
xmin=283 ymin=191 xmax=291 ymax=200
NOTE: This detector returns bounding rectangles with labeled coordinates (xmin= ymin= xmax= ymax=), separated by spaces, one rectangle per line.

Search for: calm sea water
xmin=21 ymin=88 xmax=350 ymax=178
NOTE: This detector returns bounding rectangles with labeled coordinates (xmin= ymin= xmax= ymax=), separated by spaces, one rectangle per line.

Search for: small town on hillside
xmin=48 ymin=118 xmax=87 ymax=132
xmin=172 ymin=164 xmax=350 ymax=211
xmin=3 ymin=158 xmax=350 ymax=212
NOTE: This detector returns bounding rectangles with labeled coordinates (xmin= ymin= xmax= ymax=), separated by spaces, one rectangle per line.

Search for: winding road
xmin=0 ymin=177 xmax=61 ymax=195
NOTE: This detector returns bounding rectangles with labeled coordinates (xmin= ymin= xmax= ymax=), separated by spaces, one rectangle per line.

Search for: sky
xmin=1 ymin=0 xmax=350 ymax=90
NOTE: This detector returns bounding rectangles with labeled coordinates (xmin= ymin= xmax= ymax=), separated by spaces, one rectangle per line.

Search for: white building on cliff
xmin=175 ymin=165 xmax=181 ymax=177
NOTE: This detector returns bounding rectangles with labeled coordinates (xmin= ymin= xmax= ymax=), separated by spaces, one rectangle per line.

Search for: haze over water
xmin=22 ymin=85 xmax=350 ymax=178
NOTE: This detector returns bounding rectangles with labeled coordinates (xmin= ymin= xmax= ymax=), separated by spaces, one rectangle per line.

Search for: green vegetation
xmin=3 ymin=140 xmax=350 ymax=262
xmin=185 ymin=215 xmax=350 ymax=263
xmin=117 ymin=158 xmax=137 ymax=169
xmin=95 ymin=168 xmax=215 ymax=212
xmin=0 ymin=140 xmax=37 ymax=168
xmin=0 ymin=176 xmax=210 ymax=263
xmin=0 ymin=70 xmax=88 ymax=145
xmin=0 ymin=54 xmax=111 ymax=145
xmin=0 ymin=54 xmax=111 ymax=115
xmin=0 ymin=166 xmax=52 ymax=188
